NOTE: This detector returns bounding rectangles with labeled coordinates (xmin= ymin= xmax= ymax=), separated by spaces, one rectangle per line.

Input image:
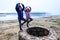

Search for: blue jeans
xmin=18 ymin=18 xmax=27 ymax=30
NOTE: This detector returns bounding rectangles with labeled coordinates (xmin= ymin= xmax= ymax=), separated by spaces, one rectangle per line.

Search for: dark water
xmin=0 ymin=12 xmax=52 ymax=21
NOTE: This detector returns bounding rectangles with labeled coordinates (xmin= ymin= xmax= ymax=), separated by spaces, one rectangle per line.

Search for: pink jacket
xmin=25 ymin=12 xmax=30 ymax=19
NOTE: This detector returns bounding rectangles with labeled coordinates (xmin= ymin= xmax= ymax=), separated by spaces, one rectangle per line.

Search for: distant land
xmin=0 ymin=12 xmax=47 ymax=15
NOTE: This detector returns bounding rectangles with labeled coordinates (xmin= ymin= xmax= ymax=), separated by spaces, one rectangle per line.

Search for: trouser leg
xmin=27 ymin=19 xmax=29 ymax=27
xmin=27 ymin=18 xmax=33 ymax=27
xmin=28 ymin=18 xmax=33 ymax=23
xmin=21 ymin=18 xmax=27 ymax=25
xmin=18 ymin=20 xmax=22 ymax=30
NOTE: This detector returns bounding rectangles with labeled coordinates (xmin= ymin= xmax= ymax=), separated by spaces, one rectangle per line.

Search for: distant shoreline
xmin=0 ymin=12 xmax=60 ymax=21
xmin=0 ymin=15 xmax=60 ymax=21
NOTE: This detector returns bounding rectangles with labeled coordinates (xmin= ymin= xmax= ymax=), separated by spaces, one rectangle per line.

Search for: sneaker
xmin=27 ymin=26 xmax=29 ymax=28
xmin=20 ymin=30 xmax=23 ymax=32
xmin=27 ymin=25 xmax=29 ymax=27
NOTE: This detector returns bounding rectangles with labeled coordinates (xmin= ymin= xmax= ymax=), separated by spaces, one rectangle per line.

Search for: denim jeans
xmin=18 ymin=18 xmax=27 ymax=30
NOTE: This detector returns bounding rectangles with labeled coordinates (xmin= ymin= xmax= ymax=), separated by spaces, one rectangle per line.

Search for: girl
xmin=15 ymin=3 xmax=27 ymax=31
xmin=24 ymin=6 xmax=33 ymax=27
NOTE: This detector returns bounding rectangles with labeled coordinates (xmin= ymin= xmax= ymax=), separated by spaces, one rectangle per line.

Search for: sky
xmin=0 ymin=0 xmax=60 ymax=14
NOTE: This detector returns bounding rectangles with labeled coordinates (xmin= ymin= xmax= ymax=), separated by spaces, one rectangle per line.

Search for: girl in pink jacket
xmin=24 ymin=6 xmax=33 ymax=27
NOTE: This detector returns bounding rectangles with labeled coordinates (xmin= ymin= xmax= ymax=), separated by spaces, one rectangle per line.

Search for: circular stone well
xmin=18 ymin=27 xmax=59 ymax=40
xmin=26 ymin=27 xmax=49 ymax=37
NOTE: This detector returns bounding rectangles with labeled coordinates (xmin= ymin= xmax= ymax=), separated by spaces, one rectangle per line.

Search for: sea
xmin=0 ymin=12 xmax=60 ymax=21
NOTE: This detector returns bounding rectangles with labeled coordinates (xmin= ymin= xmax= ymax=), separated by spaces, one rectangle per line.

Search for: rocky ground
xmin=0 ymin=15 xmax=60 ymax=40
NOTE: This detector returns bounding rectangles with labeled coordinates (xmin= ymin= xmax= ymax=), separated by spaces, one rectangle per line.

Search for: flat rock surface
xmin=19 ymin=26 xmax=59 ymax=40
xmin=0 ymin=16 xmax=60 ymax=40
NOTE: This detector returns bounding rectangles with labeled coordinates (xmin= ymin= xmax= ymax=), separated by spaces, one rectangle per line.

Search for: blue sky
xmin=0 ymin=0 xmax=60 ymax=14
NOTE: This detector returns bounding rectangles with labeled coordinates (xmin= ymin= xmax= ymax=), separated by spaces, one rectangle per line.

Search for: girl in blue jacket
xmin=15 ymin=3 xmax=27 ymax=31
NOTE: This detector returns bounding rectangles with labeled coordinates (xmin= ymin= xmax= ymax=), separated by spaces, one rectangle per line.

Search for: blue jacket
xmin=15 ymin=3 xmax=25 ymax=20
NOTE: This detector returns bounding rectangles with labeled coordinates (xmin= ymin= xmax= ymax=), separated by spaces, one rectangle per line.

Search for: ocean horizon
xmin=0 ymin=12 xmax=60 ymax=21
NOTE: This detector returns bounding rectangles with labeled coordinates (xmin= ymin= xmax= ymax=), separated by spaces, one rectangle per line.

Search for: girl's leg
xmin=28 ymin=18 xmax=33 ymax=23
xmin=27 ymin=19 xmax=29 ymax=27
xmin=27 ymin=18 xmax=33 ymax=27
xmin=21 ymin=18 xmax=27 ymax=25
xmin=18 ymin=20 xmax=23 ymax=31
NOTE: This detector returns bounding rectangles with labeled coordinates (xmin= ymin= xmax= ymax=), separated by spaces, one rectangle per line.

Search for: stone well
xmin=27 ymin=27 xmax=49 ymax=37
xmin=18 ymin=27 xmax=59 ymax=40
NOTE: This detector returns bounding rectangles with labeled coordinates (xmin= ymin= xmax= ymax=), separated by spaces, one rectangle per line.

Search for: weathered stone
xmin=18 ymin=26 xmax=59 ymax=40
xmin=26 ymin=27 xmax=49 ymax=37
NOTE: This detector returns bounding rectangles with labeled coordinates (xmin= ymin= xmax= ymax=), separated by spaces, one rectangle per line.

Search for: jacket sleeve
xmin=22 ymin=4 xmax=25 ymax=11
xmin=15 ymin=3 xmax=20 ymax=12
